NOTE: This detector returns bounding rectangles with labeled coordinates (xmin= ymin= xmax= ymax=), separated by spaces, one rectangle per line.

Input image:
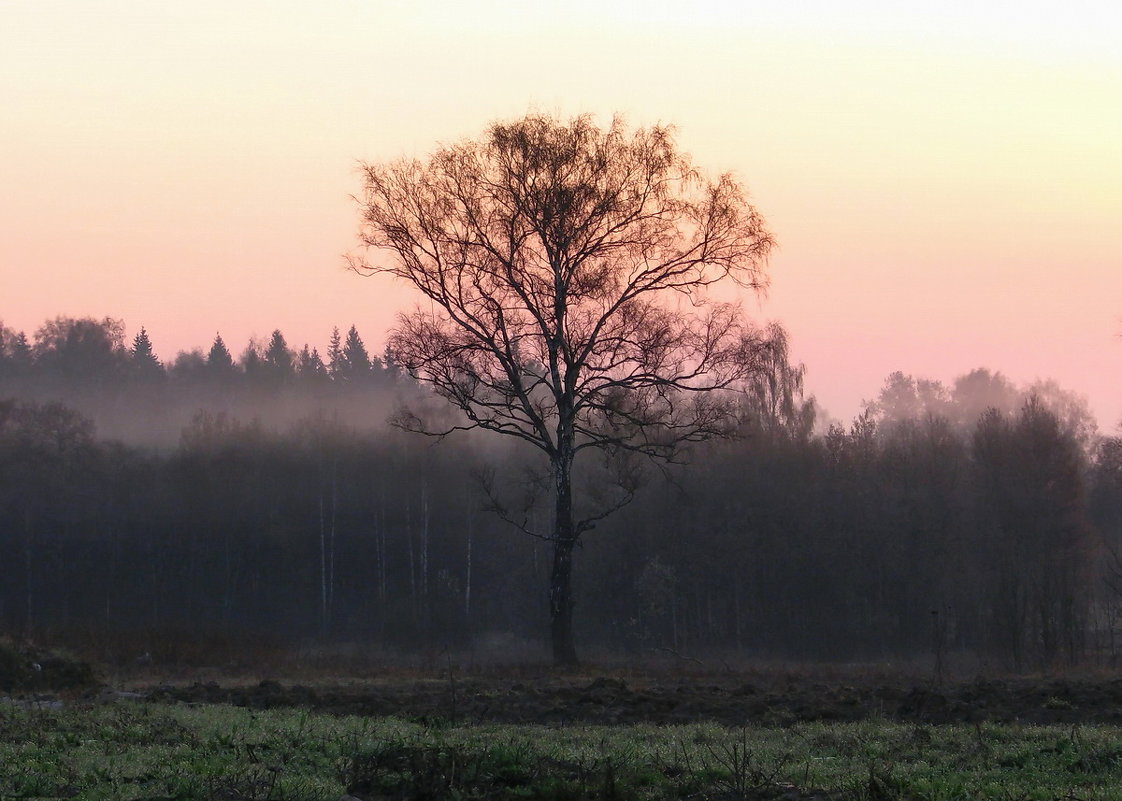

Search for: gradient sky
xmin=3 ymin=0 xmax=1120 ymax=428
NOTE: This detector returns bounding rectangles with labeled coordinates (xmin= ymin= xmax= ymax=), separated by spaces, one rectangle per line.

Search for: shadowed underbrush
xmin=0 ymin=637 xmax=97 ymax=694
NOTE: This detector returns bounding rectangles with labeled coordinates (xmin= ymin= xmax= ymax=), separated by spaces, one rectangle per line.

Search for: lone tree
xmin=355 ymin=113 xmax=777 ymax=665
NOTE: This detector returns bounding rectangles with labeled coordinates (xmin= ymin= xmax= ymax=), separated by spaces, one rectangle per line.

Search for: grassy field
xmin=3 ymin=699 xmax=1122 ymax=800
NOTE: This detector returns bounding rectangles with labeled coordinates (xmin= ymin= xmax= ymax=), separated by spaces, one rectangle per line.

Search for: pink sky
xmin=3 ymin=1 xmax=1121 ymax=428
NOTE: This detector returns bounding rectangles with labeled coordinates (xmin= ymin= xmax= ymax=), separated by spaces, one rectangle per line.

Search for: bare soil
xmin=139 ymin=673 xmax=1122 ymax=726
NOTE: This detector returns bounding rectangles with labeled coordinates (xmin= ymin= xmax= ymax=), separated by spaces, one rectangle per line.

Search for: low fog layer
xmin=0 ymin=317 xmax=410 ymax=447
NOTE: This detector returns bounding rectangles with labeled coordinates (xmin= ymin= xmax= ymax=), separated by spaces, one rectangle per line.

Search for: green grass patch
xmin=2 ymin=701 xmax=1122 ymax=799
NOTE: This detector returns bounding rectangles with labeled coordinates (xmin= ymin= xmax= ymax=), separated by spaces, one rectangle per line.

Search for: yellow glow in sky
xmin=2 ymin=0 xmax=1120 ymax=425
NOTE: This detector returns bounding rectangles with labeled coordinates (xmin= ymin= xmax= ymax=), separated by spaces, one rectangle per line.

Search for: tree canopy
xmin=355 ymin=113 xmax=779 ymax=663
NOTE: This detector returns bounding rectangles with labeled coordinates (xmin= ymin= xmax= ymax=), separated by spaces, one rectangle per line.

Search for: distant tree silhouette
xmin=0 ymin=324 xmax=33 ymax=380
xmin=169 ymin=349 xmax=207 ymax=383
xmin=972 ymin=398 xmax=1094 ymax=668
xmin=739 ymin=323 xmax=815 ymax=440
xmin=339 ymin=325 xmax=372 ymax=383
xmin=1026 ymin=378 xmax=1099 ymax=452
xmin=296 ymin=345 xmax=329 ymax=383
xmin=262 ymin=330 xmax=295 ymax=385
xmin=1092 ymin=436 xmax=1122 ymax=623
xmin=327 ymin=327 xmax=344 ymax=379
xmin=206 ymin=334 xmax=234 ymax=370
xmin=355 ymin=113 xmax=777 ymax=665
xmin=952 ymin=368 xmax=1020 ymax=430
xmin=239 ymin=340 xmax=265 ymax=385
xmin=0 ymin=400 xmax=98 ymax=633
xmin=129 ymin=327 xmax=164 ymax=381
xmin=8 ymin=331 xmax=33 ymax=375
xmin=33 ymin=316 xmax=127 ymax=388
xmin=865 ymin=372 xmax=952 ymax=436
xmin=0 ymin=322 xmax=12 ymax=366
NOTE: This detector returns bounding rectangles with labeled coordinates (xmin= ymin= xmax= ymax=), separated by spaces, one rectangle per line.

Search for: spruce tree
xmin=327 ymin=327 xmax=344 ymax=380
xmin=130 ymin=327 xmax=163 ymax=379
xmin=4 ymin=331 xmax=33 ymax=378
xmin=207 ymin=334 xmax=235 ymax=371
xmin=342 ymin=325 xmax=372 ymax=381
xmin=297 ymin=345 xmax=328 ymax=381
xmin=263 ymin=329 xmax=294 ymax=379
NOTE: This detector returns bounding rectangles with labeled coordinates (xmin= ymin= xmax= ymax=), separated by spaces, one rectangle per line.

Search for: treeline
xmin=0 ymin=316 xmax=404 ymax=444
xmin=597 ymin=383 xmax=1108 ymax=671
xmin=0 ymin=398 xmax=521 ymax=650
xmin=0 ymin=316 xmax=386 ymax=389
xmin=1 ymin=316 xmax=1120 ymax=671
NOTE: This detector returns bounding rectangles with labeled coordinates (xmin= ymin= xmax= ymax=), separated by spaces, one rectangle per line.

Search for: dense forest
xmin=1 ymin=315 xmax=1119 ymax=672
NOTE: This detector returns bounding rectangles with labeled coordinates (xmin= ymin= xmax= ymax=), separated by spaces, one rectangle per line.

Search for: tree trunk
xmin=550 ymin=536 xmax=578 ymax=666
xmin=319 ymin=490 xmax=328 ymax=637
xmin=24 ymin=511 xmax=33 ymax=635
xmin=407 ymin=501 xmax=417 ymax=622
xmin=464 ymin=496 xmax=473 ymax=621
xmin=329 ymin=464 xmax=337 ymax=614
xmin=550 ymin=449 xmax=578 ymax=666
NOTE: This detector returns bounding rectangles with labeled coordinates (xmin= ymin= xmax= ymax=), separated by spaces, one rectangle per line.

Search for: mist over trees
xmin=0 ymin=313 xmax=1118 ymax=672
xmin=0 ymin=316 xmax=405 ymax=446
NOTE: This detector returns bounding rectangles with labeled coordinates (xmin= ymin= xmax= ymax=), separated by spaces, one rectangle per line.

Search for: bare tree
xmin=354 ymin=113 xmax=777 ymax=665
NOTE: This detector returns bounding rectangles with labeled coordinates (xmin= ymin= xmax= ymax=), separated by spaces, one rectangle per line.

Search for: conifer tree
xmin=342 ymin=325 xmax=372 ymax=381
xmin=263 ymin=329 xmax=294 ymax=380
xmin=0 ymin=323 xmax=16 ymax=377
xmin=130 ymin=327 xmax=164 ymax=379
xmin=297 ymin=345 xmax=329 ymax=381
xmin=327 ymin=327 xmax=344 ymax=379
xmin=206 ymin=334 xmax=235 ymax=373
xmin=9 ymin=331 xmax=32 ymax=371
xmin=0 ymin=329 xmax=33 ymax=383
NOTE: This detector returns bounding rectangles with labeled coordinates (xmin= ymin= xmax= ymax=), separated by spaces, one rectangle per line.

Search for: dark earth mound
xmin=0 ymin=640 xmax=98 ymax=694
xmin=143 ymin=673 xmax=1122 ymax=726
